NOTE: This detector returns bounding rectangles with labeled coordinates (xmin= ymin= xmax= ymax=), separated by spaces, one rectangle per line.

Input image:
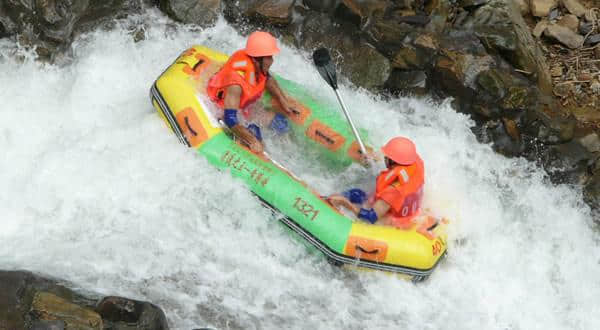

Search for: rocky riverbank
xmin=0 ymin=270 xmax=168 ymax=329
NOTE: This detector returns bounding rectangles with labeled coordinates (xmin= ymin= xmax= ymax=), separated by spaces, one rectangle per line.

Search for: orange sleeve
xmin=377 ymin=186 xmax=405 ymax=212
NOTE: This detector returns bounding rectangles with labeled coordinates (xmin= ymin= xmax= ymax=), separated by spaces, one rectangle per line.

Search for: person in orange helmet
xmin=327 ymin=137 xmax=425 ymax=228
xmin=207 ymin=31 xmax=296 ymax=154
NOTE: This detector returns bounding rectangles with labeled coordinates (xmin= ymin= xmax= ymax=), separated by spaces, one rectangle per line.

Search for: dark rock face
xmin=0 ymin=0 xmax=147 ymax=61
xmin=159 ymin=0 xmax=222 ymax=26
xmin=0 ymin=270 xmax=169 ymax=330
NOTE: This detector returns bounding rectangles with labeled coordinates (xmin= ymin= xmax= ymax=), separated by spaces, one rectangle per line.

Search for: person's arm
xmin=223 ymin=85 xmax=263 ymax=153
xmin=266 ymin=75 xmax=297 ymax=115
xmin=327 ymin=195 xmax=390 ymax=224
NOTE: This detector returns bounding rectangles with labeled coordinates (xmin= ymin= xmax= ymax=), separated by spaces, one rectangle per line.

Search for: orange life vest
xmin=375 ymin=156 xmax=425 ymax=227
xmin=206 ymin=50 xmax=268 ymax=117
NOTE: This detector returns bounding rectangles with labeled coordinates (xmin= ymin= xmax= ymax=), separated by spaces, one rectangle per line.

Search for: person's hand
xmin=280 ymin=97 xmax=300 ymax=116
xmin=232 ymin=125 xmax=264 ymax=154
xmin=327 ymin=194 xmax=359 ymax=213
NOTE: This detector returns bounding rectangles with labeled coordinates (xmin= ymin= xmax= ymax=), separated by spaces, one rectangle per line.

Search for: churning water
xmin=1 ymin=9 xmax=599 ymax=330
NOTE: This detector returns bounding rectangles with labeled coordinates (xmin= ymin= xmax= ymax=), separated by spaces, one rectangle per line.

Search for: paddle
xmin=312 ymin=48 xmax=368 ymax=160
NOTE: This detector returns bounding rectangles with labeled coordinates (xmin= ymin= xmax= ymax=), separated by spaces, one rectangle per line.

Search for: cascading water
xmin=1 ymin=9 xmax=598 ymax=330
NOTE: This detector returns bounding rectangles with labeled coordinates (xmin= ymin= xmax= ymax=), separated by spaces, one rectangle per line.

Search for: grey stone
xmin=159 ymin=0 xmax=221 ymax=26
xmin=530 ymin=0 xmax=558 ymax=17
xmin=561 ymin=0 xmax=587 ymax=17
xmin=585 ymin=34 xmax=600 ymax=46
xmin=578 ymin=133 xmax=600 ymax=153
xmin=580 ymin=21 xmax=594 ymax=35
xmin=544 ymin=24 xmax=585 ymax=48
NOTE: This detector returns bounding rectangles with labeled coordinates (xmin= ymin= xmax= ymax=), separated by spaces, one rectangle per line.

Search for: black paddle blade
xmin=313 ymin=47 xmax=338 ymax=89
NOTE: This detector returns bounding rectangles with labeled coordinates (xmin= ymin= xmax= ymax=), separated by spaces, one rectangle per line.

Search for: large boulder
xmin=159 ymin=0 xmax=222 ymax=26
xmin=457 ymin=0 xmax=553 ymax=94
xmin=0 ymin=270 xmax=169 ymax=330
xmin=288 ymin=11 xmax=391 ymax=89
xmin=0 ymin=0 xmax=146 ymax=61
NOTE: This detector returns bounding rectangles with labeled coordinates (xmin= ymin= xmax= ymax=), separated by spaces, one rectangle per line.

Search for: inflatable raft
xmin=150 ymin=45 xmax=448 ymax=281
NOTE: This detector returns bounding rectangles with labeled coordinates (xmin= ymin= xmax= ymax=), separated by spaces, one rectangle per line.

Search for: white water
xmin=1 ymin=9 xmax=599 ymax=330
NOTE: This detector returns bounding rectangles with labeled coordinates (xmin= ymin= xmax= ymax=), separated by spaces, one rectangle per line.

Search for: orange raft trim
xmin=344 ymin=236 xmax=389 ymax=262
xmin=176 ymin=107 xmax=209 ymax=148
xmin=305 ymin=120 xmax=346 ymax=151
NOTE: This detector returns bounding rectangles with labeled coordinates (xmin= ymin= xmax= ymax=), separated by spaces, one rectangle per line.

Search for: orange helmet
xmin=245 ymin=31 xmax=280 ymax=57
xmin=381 ymin=137 xmax=418 ymax=165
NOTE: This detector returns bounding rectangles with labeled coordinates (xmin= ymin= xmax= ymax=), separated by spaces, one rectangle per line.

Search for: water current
xmin=0 ymin=9 xmax=599 ymax=330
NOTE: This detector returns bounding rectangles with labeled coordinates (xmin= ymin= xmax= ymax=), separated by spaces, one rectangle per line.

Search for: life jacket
xmin=206 ymin=50 xmax=268 ymax=118
xmin=374 ymin=156 xmax=425 ymax=227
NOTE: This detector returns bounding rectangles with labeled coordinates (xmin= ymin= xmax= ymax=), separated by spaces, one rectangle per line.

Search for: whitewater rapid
xmin=1 ymin=9 xmax=599 ymax=330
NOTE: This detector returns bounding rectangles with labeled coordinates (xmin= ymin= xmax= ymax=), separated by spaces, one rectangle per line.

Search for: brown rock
xmin=561 ymin=0 xmax=586 ymax=17
xmin=252 ymin=0 xmax=294 ymax=25
xmin=544 ymin=24 xmax=585 ymax=48
xmin=578 ymin=72 xmax=592 ymax=80
xmin=595 ymin=46 xmax=600 ymax=59
xmin=550 ymin=65 xmax=563 ymax=76
xmin=530 ymin=0 xmax=558 ymax=17
xmin=533 ymin=19 xmax=549 ymax=38
xmin=558 ymin=14 xmax=579 ymax=32
xmin=514 ymin=0 xmax=531 ymax=16
xmin=414 ymin=34 xmax=438 ymax=50
xmin=502 ymin=118 xmax=521 ymax=142
xmin=31 ymin=292 xmax=103 ymax=329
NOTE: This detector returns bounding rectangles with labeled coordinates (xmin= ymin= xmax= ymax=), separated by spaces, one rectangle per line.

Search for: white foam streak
xmin=0 ymin=9 xmax=598 ymax=330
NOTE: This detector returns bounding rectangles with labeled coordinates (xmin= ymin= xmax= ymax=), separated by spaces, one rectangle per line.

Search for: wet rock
xmin=558 ymin=14 xmax=579 ymax=32
xmin=561 ymin=0 xmax=587 ymax=17
xmin=302 ymin=0 xmax=339 ymax=13
xmin=249 ymin=0 xmax=294 ymax=26
xmin=291 ymin=12 xmax=391 ymax=90
xmin=530 ymin=0 xmax=558 ymax=17
xmin=584 ymin=172 xmax=600 ymax=210
xmin=31 ymin=292 xmax=103 ymax=329
xmin=480 ymin=119 xmax=524 ymax=156
xmin=459 ymin=0 xmax=553 ymax=94
xmin=97 ymin=296 xmax=169 ymax=330
xmin=531 ymin=107 xmax=576 ymax=144
xmin=543 ymin=140 xmax=594 ymax=184
xmin=424 ymin=0 xmax=454 ymax=34
xmin=458 ymin=0 xmax=490 ymax=8
xmin=159 ymin=0 xmax=221 ymax=26
xmin=0 ymin=270 xmax=169 ymax=330
xmin=578 ymin=133 xmax=600 ymax=153
xmin=335 ymin=0 xmax=387 ymax=29
xmin=585 ymin=34 xmax=600 ymax=46
xmin=544 ymin=24 xmax=585 ymax=48
xmin=384 ymin=69 xmax=428 ymax=95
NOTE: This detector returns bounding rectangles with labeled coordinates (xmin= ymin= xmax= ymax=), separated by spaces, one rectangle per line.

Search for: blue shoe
xmin=342 ymin=188 xmax=367 ymax=204
xmin=246 ymin=123 xmax=262 ymax=141
xmin=270 ymin=113 xmax=289 ymax=134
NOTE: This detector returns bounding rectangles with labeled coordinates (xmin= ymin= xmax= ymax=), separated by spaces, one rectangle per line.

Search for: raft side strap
xmin=355 ymin=245 xmax=379 ymax=254
xmin=184 ymin=116 xmax=198 ymax=136
xmin=151 ymin=83 xmax=190 ymax=147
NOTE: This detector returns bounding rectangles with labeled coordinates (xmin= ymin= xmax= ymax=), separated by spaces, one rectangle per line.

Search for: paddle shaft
xmin=331 ymin=86 xmax=368 ymax=157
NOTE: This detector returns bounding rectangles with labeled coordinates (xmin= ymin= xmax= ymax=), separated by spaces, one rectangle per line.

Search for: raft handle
xmin=184 ymin=116 xmax=198 ymax=136
xmin=426 ymin=219 xmax=439 ymax=231
xmin=355 ymin=245 xmax=379 ymax=255
xmin=192 ymin=59 xmax=205 ymax=70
